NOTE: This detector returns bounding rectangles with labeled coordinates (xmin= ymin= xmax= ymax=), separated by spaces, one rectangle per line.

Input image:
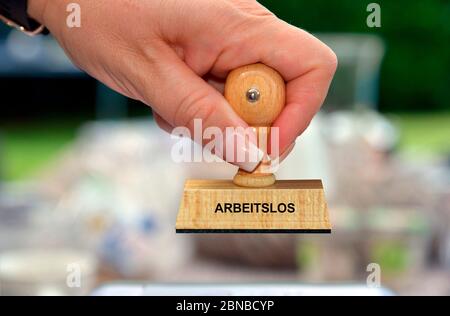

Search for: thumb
xmin=141 ymin=46 xmax=264 ymax=172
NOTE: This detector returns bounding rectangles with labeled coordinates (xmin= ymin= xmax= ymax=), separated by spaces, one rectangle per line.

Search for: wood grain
xmin=176 ymin=179 xmax=331 ymax=233
xmin=176 ymin=64 xmax=331 ymax=233
xmin=225 ymin=63 xmax=286 ymax=187
xmin=224 ymin=63 xmax=285 ymax=126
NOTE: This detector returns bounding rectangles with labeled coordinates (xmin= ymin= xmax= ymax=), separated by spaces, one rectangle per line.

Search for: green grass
xmin=1 ymin=120 xmax=82 ymax=181
xmin=0 ymin=112 xmax=449 ymax=181
xmin=388 ymin=113 xmax=450 ymax=156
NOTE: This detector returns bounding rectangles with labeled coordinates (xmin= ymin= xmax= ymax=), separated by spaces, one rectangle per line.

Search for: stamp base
xmin=176 ymin=179 xmax=331 ymax=234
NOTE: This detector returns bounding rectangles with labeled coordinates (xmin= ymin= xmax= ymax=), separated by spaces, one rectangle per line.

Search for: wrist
xmin=27 ymin=0 xmax=49 ymax=25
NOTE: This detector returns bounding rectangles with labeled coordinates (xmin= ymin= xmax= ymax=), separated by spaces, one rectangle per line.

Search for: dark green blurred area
xmin=1 ymin=1 xmax=449 ymax=181
xmin=260 ymin=0 xmax=450 ymax=112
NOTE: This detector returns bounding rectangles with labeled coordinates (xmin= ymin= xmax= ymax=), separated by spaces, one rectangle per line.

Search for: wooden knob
xmin=225 ymin=63 xmax=285 ymax=127
xmin=225 ymin=64 xmax=286 ymax=187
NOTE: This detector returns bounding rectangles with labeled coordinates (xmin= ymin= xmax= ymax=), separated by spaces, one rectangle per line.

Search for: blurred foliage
xmin=1 ymin=120 xmax=82 ymax=180
xmin=296 ymin=242 xmax=319 ymax=270
xmin=372 ymin=242 xmax=409 ymax=274
xmin=259 ymin=0 xmax=450 ymax=112
xmin=389 ymin=113 xmax=450 ymax=155
xmin=2 ymin=114 xmax=448 ymax=180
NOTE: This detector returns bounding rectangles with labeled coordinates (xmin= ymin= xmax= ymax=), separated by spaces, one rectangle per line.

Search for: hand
xmin=29 ymin=0 xmax=337 ymax=170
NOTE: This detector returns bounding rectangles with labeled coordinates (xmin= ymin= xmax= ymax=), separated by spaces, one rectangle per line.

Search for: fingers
xmin=272 ymin=62 xmax=336 ymax=152
xmin=259 ymin=25 xmax=338 ymax=153
xmin=139 ymin=44 xmax=264 ymax=172
xmin=210 ymin=19 xmax=337 ymax=154
xmin=140 ymin=14 xmax=337 ymax=166
xmin=203 ymin=74 xmax=225 ymax=94
xmin=139 ymin=44 xmax=245 ymax=132
xmin=153 ymin=111 xmax=174 ymax=134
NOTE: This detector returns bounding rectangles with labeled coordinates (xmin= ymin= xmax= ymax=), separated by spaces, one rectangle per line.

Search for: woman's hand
xmin=29 ymin=0 xmax=337 ymax=170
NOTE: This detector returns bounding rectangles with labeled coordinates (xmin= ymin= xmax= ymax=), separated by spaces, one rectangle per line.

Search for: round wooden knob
xmin=225 ymin=64 xmax=285 ymax=127
xmin=225 ymin=64 xmax=286 ymax=188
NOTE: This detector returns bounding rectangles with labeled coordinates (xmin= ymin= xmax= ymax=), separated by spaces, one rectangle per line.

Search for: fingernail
xmin=223 ymin=128 xmax=264 ymax=172
xmin=235 ymin=145 xmax=265 ymax=172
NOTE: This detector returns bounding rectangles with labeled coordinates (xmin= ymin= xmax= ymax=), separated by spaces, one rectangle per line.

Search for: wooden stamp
xmin=176 ymin=64 xmax=331 ymax=233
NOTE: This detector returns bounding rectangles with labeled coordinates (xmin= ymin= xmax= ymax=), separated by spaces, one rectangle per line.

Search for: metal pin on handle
xmin=246 ymin=88 xmax=261 ymax=103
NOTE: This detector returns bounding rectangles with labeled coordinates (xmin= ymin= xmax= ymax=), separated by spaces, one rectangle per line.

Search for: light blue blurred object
xmin=0 ymin=30 xmax=127 ymax=119
xmin=93 ymin=283 xmax=395 ymax=296
xmin=0 ymin=30 xmax=80 ymax=76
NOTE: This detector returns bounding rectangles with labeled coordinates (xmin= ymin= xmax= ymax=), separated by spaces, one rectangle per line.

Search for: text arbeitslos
xmin=215 ymin=203 xmax=295 ymax=213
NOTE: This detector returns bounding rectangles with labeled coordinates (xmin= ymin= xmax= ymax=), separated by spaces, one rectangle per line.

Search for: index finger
xmin=209 ymin=21 xmax=337 ymax=154
xmin=261 ymin=25 xmax=338 ymax=154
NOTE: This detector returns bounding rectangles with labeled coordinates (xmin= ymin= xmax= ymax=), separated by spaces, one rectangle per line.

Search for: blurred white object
xmin=0 ymin=249 xmax=97 ymax=296
xmin=93 ymin=283 xmax=394 ymax=296
xmin=276 ymin=114 xmax=335 ymax=197
xmin=6 ymin=31 xmax=43 ymax=62
xmin=324 ymin=110 xmax=399 ymax=151
xmin=40 ymin=121 xmax=193 ymax=277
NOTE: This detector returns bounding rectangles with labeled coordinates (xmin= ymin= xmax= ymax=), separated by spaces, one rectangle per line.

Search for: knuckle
xmin=322 ymin=46 xmax=339 ymax=74
xmin=173 ymin=90 xmax=216 ymax=128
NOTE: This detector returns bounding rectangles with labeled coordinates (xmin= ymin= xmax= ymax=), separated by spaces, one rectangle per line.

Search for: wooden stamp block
xmin=175 ymin=63 xmax=332 ymax=234
xmin=176 ymin=179 xmax=331 ymax=233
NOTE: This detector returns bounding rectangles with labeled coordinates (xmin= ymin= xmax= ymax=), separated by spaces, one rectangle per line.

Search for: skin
xmin=28 ymin=0 xmax=337 ymax=163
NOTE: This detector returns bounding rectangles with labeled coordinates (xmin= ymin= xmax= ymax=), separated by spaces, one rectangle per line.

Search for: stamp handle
xmin=224 ymin=64 xmax=286 ymax=187
xmin=225 ymin=63 xmax=285 ymax=127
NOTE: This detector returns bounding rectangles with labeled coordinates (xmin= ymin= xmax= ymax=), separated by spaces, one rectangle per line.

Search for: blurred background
xmin=0 ymin=0 xmax=449 ymax=295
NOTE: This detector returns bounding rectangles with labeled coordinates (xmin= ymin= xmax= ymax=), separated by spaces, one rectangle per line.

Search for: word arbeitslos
xmin=215 ymin=203 xmax=296 ymax=214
